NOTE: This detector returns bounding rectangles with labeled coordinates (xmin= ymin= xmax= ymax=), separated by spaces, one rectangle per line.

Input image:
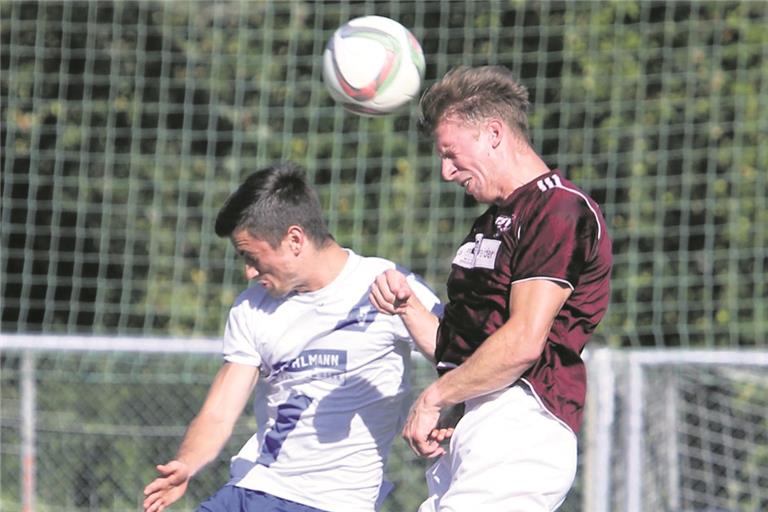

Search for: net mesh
xmin=0 ymin=347 xmax=526 ymax=512
xmin=3 ymin=1 xmax=766 ymax=347
xmin=605 ymin=359 xmax=768 ymax=511
xmin=4 ymin=343 xmax=767 ymax=512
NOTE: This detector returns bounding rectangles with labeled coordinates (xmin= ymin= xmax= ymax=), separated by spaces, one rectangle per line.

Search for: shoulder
xmin=349 ymin=252 xmax=398 ymax=276
xmin=332 ymin=252 xmax=399 ymax=298
xmin=351 ymin=252 xmax=440 ymax=308
xmin=353 ymin=253 xmax=425 ymax=284
xmin=525 ymin=172 xmax=605 ymax=233
xmin=229 ymin=283 xmax=273 ymax=315
xmin=529 ymin=173 xmax=595 ymax=209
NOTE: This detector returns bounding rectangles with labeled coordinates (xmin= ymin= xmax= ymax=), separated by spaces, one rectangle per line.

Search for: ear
xmin=285 ymin=225 xmax=305 ymax=255
xmin=487 ymin=118 xmax=504 ymax=149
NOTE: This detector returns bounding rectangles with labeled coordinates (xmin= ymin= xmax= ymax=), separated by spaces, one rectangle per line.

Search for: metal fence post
xmin=21 ymin=350 xmax=36 ymax=512
xmin=625 ymin=356 xmax=644 ymax=512
xmin=584 ymin=347 xmax=616 ymax=512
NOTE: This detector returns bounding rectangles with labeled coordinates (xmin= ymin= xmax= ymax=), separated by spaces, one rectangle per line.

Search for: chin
xmin=268 ymin=286 xmax=295 ymax=299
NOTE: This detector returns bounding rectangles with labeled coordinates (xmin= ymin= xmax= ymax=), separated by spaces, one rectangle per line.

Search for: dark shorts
xmin=197 ymin=485 xmax=331 ymax=512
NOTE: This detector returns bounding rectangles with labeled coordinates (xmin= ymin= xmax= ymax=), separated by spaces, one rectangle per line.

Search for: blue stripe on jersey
xmin=257 ymin=393 xmax=313 ymax=467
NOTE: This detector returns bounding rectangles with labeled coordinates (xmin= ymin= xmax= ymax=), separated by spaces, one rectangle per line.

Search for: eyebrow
xmin=438 ymin=145 xmax=455 ymax=157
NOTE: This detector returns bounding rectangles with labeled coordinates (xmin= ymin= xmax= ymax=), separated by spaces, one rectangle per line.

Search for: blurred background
xmin=1 ymin=1 xmax=766 ymax=511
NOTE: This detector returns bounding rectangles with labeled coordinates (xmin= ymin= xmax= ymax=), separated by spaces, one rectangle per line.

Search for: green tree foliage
xmin=2 ymin=1 xmax=765 ymax=346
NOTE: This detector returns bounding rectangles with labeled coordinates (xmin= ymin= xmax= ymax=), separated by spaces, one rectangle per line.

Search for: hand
xmin=428 ymin=402 xmax=464 ymax=445
xmin=369 ymin=269 xmax=414 ymax=315
xmin=142 ymin=460 xmax=191 ymax=512
xmin=402 ymin=388 xmax=445 ymax=458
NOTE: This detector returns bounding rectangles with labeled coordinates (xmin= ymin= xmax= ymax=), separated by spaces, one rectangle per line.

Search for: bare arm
xmin=143 ymin=362 xmax=259 ymax=512
xmin=402 ymin=278 xmax=571 ymax=457
xmin=369 ymin=269 xmax=440 ymax=362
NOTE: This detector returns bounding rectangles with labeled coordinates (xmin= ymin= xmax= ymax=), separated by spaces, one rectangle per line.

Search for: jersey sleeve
xmin=513 ymin=193 xmax=599 ymax=289
xmin=221 ymin=293 xmax=263 ymax=367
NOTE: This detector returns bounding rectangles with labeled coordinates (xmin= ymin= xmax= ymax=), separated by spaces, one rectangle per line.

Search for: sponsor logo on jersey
xmin=333 ymin=305 xmax=377 ymax=331
xmin=285 ymin=349 xmax=347 ymax=372
xmin=494 ymin=215 xmax=513 ymax=233
xmin=452 ymin=233 xmax=501 ymax=269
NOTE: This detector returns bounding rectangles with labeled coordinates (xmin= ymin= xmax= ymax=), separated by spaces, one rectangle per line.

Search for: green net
xmin=2 ymin=1 xmax=766 ymax=347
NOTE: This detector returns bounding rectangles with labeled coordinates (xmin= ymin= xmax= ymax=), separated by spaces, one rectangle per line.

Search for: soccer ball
xmin=323 ymin=16 xmax=425 ymax=116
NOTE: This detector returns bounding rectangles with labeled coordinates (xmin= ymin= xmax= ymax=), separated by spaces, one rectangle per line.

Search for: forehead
xmin=434 ymin=117 xmax=480 ymax=149
xmin=231 ymin=229 xmax=271 ymax=251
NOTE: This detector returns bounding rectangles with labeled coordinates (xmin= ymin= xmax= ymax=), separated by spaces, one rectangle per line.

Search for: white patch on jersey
xmin=452 ymin=234 xmax=501 ymax=269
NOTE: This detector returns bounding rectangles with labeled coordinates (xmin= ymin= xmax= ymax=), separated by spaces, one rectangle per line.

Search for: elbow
xmin=516 ymin=349 xmax=541 ymax=370
xmin=193 ymin=408 xmax=238 ymax=436
xmin=509 ymin=332 xmax=549 ymax=370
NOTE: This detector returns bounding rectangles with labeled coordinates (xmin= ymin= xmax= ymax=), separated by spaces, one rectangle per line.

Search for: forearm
xmin=174 ymin=410 xmax=237 ymax=477
xmin=427 ymin=323 xmax=541 ymax=408
xmin=368 ymin=270 xmax=440 ymax=362
xmin=426 ymin=279 xmax=571 ymax=407
xmin=401 ymin=328 xmax=537 ymax=459
xmin=399 ymin=299 xmax=439 ymax=362
xmin=402 ymin=281 xmax=571 ymax=458
xmin=173 ymin=362 xmax=258 ymax=477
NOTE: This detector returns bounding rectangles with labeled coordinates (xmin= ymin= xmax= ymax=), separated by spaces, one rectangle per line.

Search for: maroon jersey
xmin=436 ymin=170 xmax=612 ymax=433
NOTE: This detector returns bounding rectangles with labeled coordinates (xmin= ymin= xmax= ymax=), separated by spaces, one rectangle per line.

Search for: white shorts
xmin=418 ymin=383 xmax=577 ymax=512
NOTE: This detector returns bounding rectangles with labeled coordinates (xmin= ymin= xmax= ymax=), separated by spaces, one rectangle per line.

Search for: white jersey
xmin=222 ymin=250 xmax=441 ymax=512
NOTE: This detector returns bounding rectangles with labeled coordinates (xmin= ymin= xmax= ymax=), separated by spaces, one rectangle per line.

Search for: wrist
xmin=423 ymin=381 xmax=451 ymax=410
xmin=171 ymin=457 xmax=196 ymax=477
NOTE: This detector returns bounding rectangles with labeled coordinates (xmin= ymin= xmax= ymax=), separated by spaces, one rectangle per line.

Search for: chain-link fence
xmin=3 ymin=339 xmax=767 ymax=511
xmin=0 ymin=337 xmax=584 ymax=511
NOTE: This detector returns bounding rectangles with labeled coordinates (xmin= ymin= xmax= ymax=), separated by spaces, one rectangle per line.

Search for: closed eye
xmin=238 ymin=252 xmax=259 ymax=268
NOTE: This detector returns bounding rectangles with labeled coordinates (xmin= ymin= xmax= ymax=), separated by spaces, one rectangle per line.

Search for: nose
xmin=244 ymin=263 xmax=259 ymax=280
xmin=441 ymin=159 xmax=456 ymax=182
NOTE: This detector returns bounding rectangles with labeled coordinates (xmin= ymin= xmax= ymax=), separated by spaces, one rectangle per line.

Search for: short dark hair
xmin=215 ymin=162 xmax=331 ymax=247
xmin=418 ymin=65 xmax=530 ymax=141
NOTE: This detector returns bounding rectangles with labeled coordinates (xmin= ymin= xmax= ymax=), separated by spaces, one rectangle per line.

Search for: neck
xmin=300 ymin=242 xmax=349 ymax=293
xmin=498 ymin=141 xmax=551 ymax=201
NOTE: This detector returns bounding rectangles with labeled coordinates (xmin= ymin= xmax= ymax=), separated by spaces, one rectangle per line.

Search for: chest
xmin=254 ymin=297 xmax=398 ymax=381
xmin=448 ymin=211 xmax=519 ymax=294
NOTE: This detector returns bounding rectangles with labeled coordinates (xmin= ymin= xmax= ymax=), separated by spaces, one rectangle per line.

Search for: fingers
xmin=368 ymin=275 xmax=389 ymax=313
xmin=388 ymin=271 xmax=413 ymax=305
xmin=408 ymin=433 xmax=445 ymax=458
xmin=143 ymin=474 xmax=171 ymax=512
xmin=143 ymin=473 xmax=167 ymax=497
xmin=143 ymin=461 xmax=189 ymax=512
xmin=415 ymin=403 xmax=462 ymax=456
xmin=142 ymin=485 xmax=166 ymax=512
xmin=429 ymin=427 xmax=454 ymax=443
xmin=143 ymin=478 xmax=187 ymax=512
xmin=370 ymin=270 xmax=412 ymax=314
xmin=143 ymin=463 xmax=175 ymax=495
xmin=143 ymin=479 xmax=161 ymax=497
xmin=402 ymin=399 xmax=445 ymax=458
